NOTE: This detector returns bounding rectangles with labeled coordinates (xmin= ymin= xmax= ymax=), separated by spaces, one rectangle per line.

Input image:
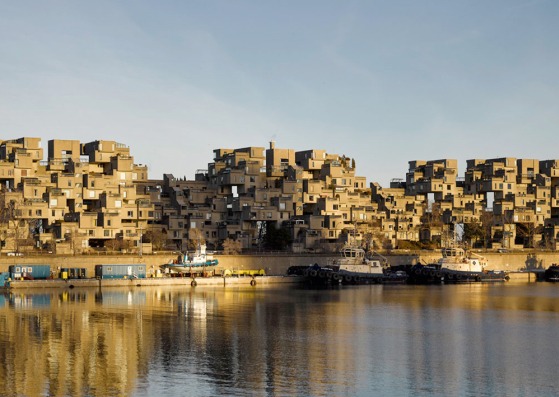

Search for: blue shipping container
xmin=95 ymin=264 xmax=147 ymax=279
xmin=0 ymin=272 xmax=10 ymax=288
xmin=9 ymin=265 xmax=51 ymax=280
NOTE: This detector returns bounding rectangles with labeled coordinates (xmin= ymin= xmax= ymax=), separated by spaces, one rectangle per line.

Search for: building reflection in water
xmin=1 ymin=283 xmax=559 ymax=396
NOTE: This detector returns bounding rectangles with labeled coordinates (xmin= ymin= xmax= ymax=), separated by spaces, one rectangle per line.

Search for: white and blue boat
xmin=161 ymin=244 xmax=218 ymax=274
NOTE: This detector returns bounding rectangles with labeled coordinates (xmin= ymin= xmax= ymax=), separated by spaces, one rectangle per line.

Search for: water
xmin=1 ymin=283 xmax=559 ymax=396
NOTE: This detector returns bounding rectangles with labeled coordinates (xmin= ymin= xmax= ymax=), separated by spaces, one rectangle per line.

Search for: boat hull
xmin=407 ymin=264 xmax=443 ymax=285
xmin=302 ymin=266 xmax=406 ymax=286
xmin=544 ymin=266 xmax=559 ymax=282
xmin=442 ymin=269 xmax=509 ymax=283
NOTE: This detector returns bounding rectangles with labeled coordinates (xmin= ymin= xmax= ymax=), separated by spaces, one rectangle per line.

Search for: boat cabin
xmin=340 ymin=247 xmax=366 ymax=259
xmin=441 ymin=247 xmax=466 ymax=258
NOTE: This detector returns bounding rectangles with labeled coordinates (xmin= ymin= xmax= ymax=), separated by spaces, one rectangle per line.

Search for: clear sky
xmin=1 ymin=1 xmax=558 ymax=186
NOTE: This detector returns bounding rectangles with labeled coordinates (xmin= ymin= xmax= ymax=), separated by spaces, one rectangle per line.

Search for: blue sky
xmin=1 ymin=0 xmax=558 ymax=186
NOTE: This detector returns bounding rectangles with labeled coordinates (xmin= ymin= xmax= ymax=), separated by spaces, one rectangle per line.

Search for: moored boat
xmin=303 ymin=245 xmax=406 ymax=285
xmin=160 ymin=244 xmax=218 ymax=275
xmin=436 ymin=246 xmax=509 ymax=283
xmin=407 ymin=263 xmax=443 ymax=284
xmin=544 ymin=264 xmax=559 ymax=282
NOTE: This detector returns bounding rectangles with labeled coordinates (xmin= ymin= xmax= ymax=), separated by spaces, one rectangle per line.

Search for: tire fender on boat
xmin=250 ymin=279 xmax=256 ymax=286
xmin=191 ymin=280 xmax=197 ymax=287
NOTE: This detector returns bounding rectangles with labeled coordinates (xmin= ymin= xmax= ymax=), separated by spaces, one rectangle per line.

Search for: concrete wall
xmin=1 ymin=251 xmax=559 ymax=276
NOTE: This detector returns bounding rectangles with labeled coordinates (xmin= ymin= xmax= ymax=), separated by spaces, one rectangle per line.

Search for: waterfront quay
xmin=2 ymin=250 xmax=557 ymax=287
xmin=7 ymin=274 xmax=302 ymax=290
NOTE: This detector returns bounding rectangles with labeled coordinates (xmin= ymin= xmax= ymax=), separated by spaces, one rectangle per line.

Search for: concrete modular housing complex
xmin=2 ymin=137 xmax=559 ymax=254
xmin=0 ymin=137 xmax=153 ymax=254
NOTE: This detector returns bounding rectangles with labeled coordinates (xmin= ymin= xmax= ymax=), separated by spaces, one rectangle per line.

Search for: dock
xmin=5 ymin=275 xmax=305 ymax=290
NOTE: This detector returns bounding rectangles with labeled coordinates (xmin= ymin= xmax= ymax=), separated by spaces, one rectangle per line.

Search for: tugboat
xmin=544 ymin=264 xmax=559 ymax=282
xmin=407 ymin=263 xmax=443 ymax=284
xmin=160 ymin=243 xmax=218 ymax=276
xmin=303 ymin=246 xmax=407 ymax=285
xmin=436 ymin=246 xmax=509 ymax=283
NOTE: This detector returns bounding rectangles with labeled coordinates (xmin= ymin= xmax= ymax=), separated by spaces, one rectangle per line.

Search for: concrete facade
xmin=0 ymin=137 xmax=153 ymax=254
xmin=3 ymin=136 xmax=559 ymax=257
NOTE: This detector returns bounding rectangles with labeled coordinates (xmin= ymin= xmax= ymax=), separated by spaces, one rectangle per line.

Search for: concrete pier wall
xmin=1 ymin=251 xmax=558 ymax=276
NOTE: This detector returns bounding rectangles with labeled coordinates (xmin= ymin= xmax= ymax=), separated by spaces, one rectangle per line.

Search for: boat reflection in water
xmin=1 ymin=283 xmax=559 ymax=396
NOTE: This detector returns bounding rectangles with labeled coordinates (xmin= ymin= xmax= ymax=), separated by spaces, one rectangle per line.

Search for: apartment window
xmin=267 ymin=212 xmax=272 ymax=219
xmin=36 ymin=210 xmax=42 ymax=216
xmin=52 ymin=210 xmax=55 ymax=216
xmin=128 ymin=211 xmax=133 ymax=217
xmin=104 ymin=230 xmax=110 ymax=237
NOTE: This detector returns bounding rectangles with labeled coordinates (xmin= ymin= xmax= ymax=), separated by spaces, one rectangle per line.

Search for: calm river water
xmin=1 ymin=282 xmax=559 ymax=396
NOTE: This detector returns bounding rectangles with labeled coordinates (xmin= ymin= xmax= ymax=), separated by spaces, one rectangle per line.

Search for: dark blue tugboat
xmin=544 ymin=264 xmax=559 ymax=282
xmin=406 ymin=263 xmax=443 ymax=284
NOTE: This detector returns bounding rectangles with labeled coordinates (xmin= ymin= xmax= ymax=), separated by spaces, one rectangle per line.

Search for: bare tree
xmin=222 ymin=238 xmax=242 ymax=254
xmin=187 ymin=228 xmax=206 ymax=250
xmin=479 ymin=210 xmax=495 ymax=249
xmin=144 ymin=228 xmax=168 ymax=251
